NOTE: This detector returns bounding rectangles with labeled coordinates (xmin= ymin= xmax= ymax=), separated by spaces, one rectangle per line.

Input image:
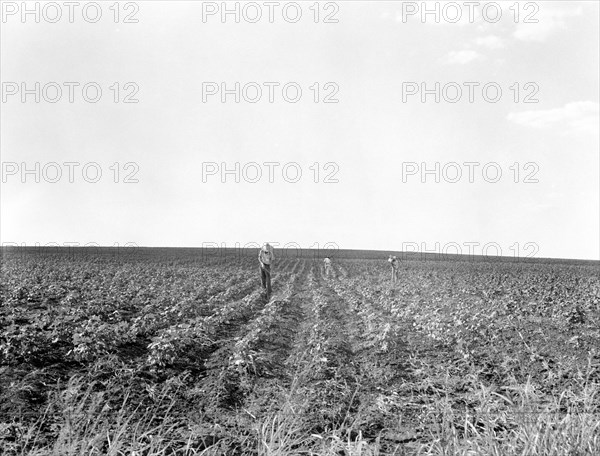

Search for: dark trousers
xmin=260 ymin=263 xmax=272 ymax=295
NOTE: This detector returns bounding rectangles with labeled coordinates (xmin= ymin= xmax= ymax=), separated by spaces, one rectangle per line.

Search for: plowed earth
xmin=1 ymin=249 xmax=599 ymax=454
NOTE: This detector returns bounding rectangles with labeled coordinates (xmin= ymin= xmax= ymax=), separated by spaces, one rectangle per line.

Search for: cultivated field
xmin=1 ymin=248 xmax=599 ymax=455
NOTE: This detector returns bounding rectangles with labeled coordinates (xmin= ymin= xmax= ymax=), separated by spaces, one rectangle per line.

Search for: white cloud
xmin=474 ymin=35 xmax=505 ymax=49
xmin=513 ymin=3 xmax=583 ymax=42
xmin=507 ymin=101 xmax=600 ymax=135
xmin=442 ymin=49 xmax=482 ymax=65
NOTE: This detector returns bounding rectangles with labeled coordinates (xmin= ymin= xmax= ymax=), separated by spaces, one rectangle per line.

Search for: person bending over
xmin=388 ymin=255 xmax=400 ymax=284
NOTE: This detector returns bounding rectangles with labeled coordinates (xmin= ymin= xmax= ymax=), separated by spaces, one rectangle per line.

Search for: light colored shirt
xmin=258 ymin=245 xmax=275 ymax=265
xmin=324 ymin=258 xmax=332 ymax=265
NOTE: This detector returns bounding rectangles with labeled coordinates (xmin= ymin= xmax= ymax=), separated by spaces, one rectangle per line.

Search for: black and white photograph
xmin=1 ymin=1 xmax=599 ymax=454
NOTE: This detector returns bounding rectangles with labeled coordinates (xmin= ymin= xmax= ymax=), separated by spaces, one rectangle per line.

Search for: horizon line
xmin=2 ymin=245 xmax=599 ymax=263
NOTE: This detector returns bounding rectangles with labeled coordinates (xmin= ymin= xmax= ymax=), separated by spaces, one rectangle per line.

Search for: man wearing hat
xmin=258 ymin=243 xmax=275 ymax=298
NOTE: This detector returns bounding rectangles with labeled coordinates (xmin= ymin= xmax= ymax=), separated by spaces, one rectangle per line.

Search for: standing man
xmin=258 ymin=243 xmax=275 ymax=298
xmin=388 ymin=255 xmax=400 ymax=284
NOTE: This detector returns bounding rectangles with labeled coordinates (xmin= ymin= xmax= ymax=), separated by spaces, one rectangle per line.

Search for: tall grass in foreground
xmin=415 ymin=379 xmax=599 ymax=456
xmin=2 ymin=376 xmax=598 ymax=455
xmin=2 ymin=376 xmax=202 ymax=456
xmin=256 ymin=376 xmax=600 ymax=456
xmin=312 ymin=404 xmax=599 ymax=456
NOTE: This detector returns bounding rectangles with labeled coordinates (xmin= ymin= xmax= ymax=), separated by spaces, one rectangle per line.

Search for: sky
xmin=1 ymin=1 xmax=599 ymax=260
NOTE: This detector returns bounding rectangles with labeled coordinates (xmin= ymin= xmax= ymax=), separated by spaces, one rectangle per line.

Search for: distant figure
xmin=323 ymin=257 xmax=333 ymax=278
xmin=388 ymin=255 xmax=400 ymax=284
xmin=258 ymin=243 xmax=275 ymax=298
